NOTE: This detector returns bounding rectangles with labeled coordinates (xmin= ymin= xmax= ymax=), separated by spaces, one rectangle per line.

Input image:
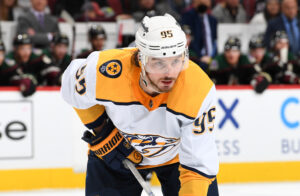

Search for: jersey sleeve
xmin=61 ymin=52 xmax=107 ymax=129
xmin=178 ymin=85 xmax=219 ymax=196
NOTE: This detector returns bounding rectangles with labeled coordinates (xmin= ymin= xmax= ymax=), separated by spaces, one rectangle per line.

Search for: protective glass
xmin=141 ymin=49 xmax=189 ymax=74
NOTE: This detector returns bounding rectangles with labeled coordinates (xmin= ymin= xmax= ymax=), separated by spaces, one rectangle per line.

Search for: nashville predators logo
xmin=99 ymin=60 xmax=122 ymax=78
xmin=121 ymin=132 xmax=180 ymax=158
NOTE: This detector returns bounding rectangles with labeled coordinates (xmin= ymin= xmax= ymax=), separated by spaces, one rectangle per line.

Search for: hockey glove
xmin=251 ymin=72 xmax=272 ymax=94
xmin=82 ymin=120 xmax=143 ymax=171
xmin=282 ymin=71 xmax=300 ymax=84
xmin=11 ymin=74 xmax=37 ymax=97
xmin=19 ymin=74 xmax=37 ymax=97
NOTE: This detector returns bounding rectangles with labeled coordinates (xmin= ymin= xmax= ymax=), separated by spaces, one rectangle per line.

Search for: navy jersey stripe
xmin=181 ymin=164 xmax=216 ymax=179
xmin=96 ymin=98 xmax=141 ymax=106
xmin=96 ymin=99 xmax=194 ymax=120
xmin=85 ymin=112 xmax=108 ymax=129
xmin=166 ymin=108 xmax=195 ymax=120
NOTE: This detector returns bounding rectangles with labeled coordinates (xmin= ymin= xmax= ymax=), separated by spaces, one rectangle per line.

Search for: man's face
xmin=53 ymin=43 xmax=68 ymax=60
xmin=31 ymin=0 xmax=47 ymax=12
xmin=282 ymin=0 xmax=298 ymax=20
xmin=0 ymin=51 xmax=4 ymax=66
xmin=224 ymin=49 xmax=240 ymax=67
xmin=145 ymin=55 xmax=184 ymax=92
xmin=16 ymin=44 xmax=32 ymax=63
xmin=267 ymin=0 xmax=280 ymax=16
xmin=91 ymin=37 xmax=106 ymax=51
xmin=250 ymin=48 xmax=265 ymax=64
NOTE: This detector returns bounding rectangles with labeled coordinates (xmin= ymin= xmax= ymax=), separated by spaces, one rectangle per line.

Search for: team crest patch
xmin=120 ymin=131 xmax=180 ymax=158
xmin=99 ymin=60 xmax=122 ymax=78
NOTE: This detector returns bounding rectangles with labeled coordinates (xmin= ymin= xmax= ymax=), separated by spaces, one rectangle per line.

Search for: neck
xmin=139 ymin=74 xmax=160 ymax=97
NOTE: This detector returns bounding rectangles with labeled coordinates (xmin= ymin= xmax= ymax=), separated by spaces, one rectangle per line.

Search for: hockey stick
xmin=122 ymin=159 xmax=155 ymax=196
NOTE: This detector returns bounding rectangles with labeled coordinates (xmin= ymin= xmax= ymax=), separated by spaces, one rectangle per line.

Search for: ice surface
xmin=1 ymin=182 xmax=300 ymax=196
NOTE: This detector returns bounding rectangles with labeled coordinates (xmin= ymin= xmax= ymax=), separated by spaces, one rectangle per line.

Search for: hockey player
xmin=45 ymin=33 xmax=72 ymax=84
xmin=210 ymin=36 xmax=271 ymax=93
xmin=248 ymin=34 xmax=273 ymax=93
xmin=209 ymin=36 xmax=252 ymax=84
xmin=263 ymin=30 xmax=300 ymax=84
xmin=0 ymin=39 xmax=18 ymax=86
xmin=61 ymin=14 xmax=219 ymax=196
xmin=77 ymin=24 xmax=107 ymax=58
xmin=248 ymin=33 xmax=269 ymax=66
xmin=6 ymin=34 xmax=60 ymax=86
xmin=0 ymin=39 xmax=37 ymax=97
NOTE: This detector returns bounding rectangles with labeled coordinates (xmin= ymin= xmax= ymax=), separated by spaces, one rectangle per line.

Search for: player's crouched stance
xmin=61 ymin=14 xmax=219 ymax=196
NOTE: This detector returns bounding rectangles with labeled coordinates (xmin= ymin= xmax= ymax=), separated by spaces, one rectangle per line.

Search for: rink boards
xmin=0 ymin=86 xmax=299 ymax=190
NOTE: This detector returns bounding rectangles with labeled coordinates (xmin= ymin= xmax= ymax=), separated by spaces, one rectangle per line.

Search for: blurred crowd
xmin=0 ymin=0 xmax=300 ymax=97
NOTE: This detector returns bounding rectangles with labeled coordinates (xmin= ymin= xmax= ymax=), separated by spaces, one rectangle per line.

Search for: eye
xmin=154 ymin=61 xmax=165 ymax=68
xmin=173 ymin=59 xmax=180 ymax=64
xmin=172 ymin=58 xmax=181 ymax=66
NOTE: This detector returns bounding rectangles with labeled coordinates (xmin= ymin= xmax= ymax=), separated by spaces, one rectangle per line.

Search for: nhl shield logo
xmin=99 ymin=60 xmax=122 ymax=78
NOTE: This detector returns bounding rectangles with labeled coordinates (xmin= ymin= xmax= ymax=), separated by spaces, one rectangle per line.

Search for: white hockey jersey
xmin=61 ymin=48 xmax=219 ymax=181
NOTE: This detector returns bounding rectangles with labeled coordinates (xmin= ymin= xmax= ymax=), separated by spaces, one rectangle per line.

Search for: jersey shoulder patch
xmin=99 ymin=59 xmax=122 ymax=78
xmin=95 ymin=48 xmax=139 ymax=103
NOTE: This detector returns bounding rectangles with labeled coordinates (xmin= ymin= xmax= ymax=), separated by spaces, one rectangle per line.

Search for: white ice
xmin=1 ymin=182 xmax=300 ymax=196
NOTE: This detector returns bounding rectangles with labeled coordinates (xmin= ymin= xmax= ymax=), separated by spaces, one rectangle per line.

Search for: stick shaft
xmin=122 ymin=159 xmax=155 ymax=196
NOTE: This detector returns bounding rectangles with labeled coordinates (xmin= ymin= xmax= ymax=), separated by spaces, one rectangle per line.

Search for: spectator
xmin=181 ymin=0 xmax=218 ymax=71
xmin=209 ymin=37 xmax=254 ymax=85
xmin=131 ymin=0 xmax=180 ymax=22
xmin=75 ymin=0 xmax=128 ymax=22
xmin=44 ymin=33 xmax=71 ymax=84
xmin=248 ymin=33 xmax=269 ymax=66
xmin=6 ymin=34 xmax=60 ymax=86
xmin=16 ymin=0 xmax=60 ymax=49
xmin=0 ymin=39 xmax=17 ymax=86
xmin=77 ymin=25 xmax=107 ymax=59
xmin=76 ymin=2 xmax=104 ymax=22
xmin=250 ymin=0 xmax=280 ymax=25
xmin=212 ymin=0 xmax=247 ymax=23
xmin=0 ymin=38 xmax=37 ymax=96
xmin=248 ymin=33 xmax=272 ymax=93
xmin=92 ymin=0 xmax=124 ymax=18
xmin=264 ymin=0 xmax=300 ymax=56
xmin=0 ymin=0 xmax=24 ymax=21
xmin=263 ymin=30 xmax=300 ymax=84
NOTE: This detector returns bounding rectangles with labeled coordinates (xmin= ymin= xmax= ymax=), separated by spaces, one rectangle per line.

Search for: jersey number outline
xmin=75 ymin=65 xmax=87 ymax=95
xmin=193 ymin=107 xmax=216 ymax=135
xmin=161 ymin=30 xmax=173 ymax=38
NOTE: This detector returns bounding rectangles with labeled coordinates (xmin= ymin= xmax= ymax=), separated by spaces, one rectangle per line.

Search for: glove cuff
xmin=89 ymin=128 xmax=123 ymax=157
